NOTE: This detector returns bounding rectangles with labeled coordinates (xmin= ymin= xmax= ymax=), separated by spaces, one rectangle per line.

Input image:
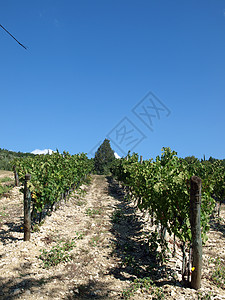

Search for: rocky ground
xmin=0 ymin=174 xmax=225 ymax=300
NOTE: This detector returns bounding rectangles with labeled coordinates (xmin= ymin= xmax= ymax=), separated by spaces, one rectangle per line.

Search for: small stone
xmin=24 ymin=290 xmax=31 ymax=295
xmin=12 ymin=288 xmax=21 ymax=295
xmin=1 ymin=225 xmax=9 ymax=231
xmin=20 ymin=248 xmax=28 ymax=252
xmin=171 ymin=290 xmax=176 ymax=297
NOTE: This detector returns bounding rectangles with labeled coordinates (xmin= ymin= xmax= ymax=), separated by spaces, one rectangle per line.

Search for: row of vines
xmin=110 ymin=148 xmax=225 ymax=284
xmin=12 ymin=151 xmax=93 ymax=221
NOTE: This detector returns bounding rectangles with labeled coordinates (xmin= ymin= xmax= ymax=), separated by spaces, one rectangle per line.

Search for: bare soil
xmin=0 ymin=170 xmax=14 ymax=179
xmin=0 ymin=175 xmax=225 ymax=300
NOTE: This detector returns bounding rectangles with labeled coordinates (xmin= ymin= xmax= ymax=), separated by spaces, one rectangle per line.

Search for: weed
xmin=197 ymin=291 xmax=213 ymax=300
xmin=0 ymin=177 xmax=12 ymax=183
xmin=210 ymin=257 xmax=225 ymax=289
xmin=122 ymin=277 xmax=165 ymax=299
xmin=39 ymin=239 xmax=75 ymax=268
xmin=123 ymin=253 xmax=136 ymax=267
xmin=0 ymin=184 xmax=11 ymax=196
xmin=85 ymin=208 xmax=102 ymax=217
xmin=74 ymin=231 xmax=84 ymax=240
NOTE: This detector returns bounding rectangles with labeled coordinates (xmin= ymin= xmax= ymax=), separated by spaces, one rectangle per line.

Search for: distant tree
xmin=204 ymin=157 xmax=225 ymax=166
xmin=208 ymin=156 xmax=217 ymax=163
xmin=183 ymin=156 xmax=199 ymax=164
xmin=0 ymin=148 xmax=34 ymax=171
xmin=94 ymin=139 xmax=115 ymax=174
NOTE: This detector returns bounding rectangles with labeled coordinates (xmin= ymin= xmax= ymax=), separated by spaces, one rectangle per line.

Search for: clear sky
xmin=1 ymin=0 xmax=225 ymax=160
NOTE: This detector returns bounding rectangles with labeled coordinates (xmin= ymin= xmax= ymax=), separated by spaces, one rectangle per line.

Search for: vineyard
xmin=0 ymin=148 xmax=225 ymax=299
xmin=110 ymin=148 xmax=225 ymax=289
xmin=12 ymin=151 xmax=93 ymax=224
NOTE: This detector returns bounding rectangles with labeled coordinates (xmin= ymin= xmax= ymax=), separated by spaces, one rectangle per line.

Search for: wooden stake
xmin=24 ymin=174 xmax=31 ymax=241
xmin=190 ymin=176 xmax=202 ymax=290
xmin=182 ymin=241 xmax=187 ymax=281
xmin=188 ymin=246 xmax=192 ymax=283
xmin=173 ymin=233 xmax=176 ymax=257
xmin=218 ymin=200 xmax=222 ymax=217
xmin=13 ymin=165 xmax=19 ymax=186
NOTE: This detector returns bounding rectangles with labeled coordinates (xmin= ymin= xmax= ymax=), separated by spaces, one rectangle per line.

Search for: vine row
xmin=12 ymin=151 xmax=93 ymax=220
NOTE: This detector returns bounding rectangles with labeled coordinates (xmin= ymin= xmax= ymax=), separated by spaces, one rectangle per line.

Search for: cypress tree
xmin=94 ymin=139 xmax=115 ymax=174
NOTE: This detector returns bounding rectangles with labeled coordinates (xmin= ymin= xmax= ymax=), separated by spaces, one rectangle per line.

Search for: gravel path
xmin=0 ymin=175 xmax=225 ymax=300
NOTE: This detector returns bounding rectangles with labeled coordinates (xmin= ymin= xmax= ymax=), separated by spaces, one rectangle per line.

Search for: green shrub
xmin=210 ymin=257 xmax=225 ymax=289
xmin=39 ymin=239 xmax=75 ymax=268
xmin=0 ymin=177 xmax=13 ymax=183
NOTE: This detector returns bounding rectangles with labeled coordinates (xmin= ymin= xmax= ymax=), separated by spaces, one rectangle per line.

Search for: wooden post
xmin=173 ymin=233 xmax=176 ymax=256
xmin=24 ymin=174 xmax=31 ymax=241
xmin=188 ymin=246 xmax=192 ymax=283
xmin=13 ymin=166 xmax=19 ymax=186
xmin=190 ymin=176 xmax=202 ymax=290
xmin=140 ymin=155 xmax=143 ymax=164
xmin=182 ymin=241 xmax=187 ymax=281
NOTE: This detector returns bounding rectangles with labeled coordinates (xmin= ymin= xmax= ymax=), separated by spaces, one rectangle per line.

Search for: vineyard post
xmin=182 ymin=241 xmax=187 ymax=281
xmin=218 ymin=198 xmax=222 ymax=217
xmin=140 ymin=156 xmax=143 ymax=164
xmin=188 ymin=246 xmax=192 ymax=283
xmin=24 ymin=174 xmax=31 ymax=241
xmin=13 ymin=165 xmax=19 ymax=186
xmin=173 ymin=233 xmax=176 ymax=256
xmin=190 ymin=176 xmax=202 ymax=290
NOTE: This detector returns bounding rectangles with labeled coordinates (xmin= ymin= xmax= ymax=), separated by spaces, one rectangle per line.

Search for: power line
xmin=0 ymin=24 xmax=27 ymax=50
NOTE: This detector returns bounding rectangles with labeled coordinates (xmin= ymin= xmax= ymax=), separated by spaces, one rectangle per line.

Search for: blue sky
xmin=1 ymin=0 xmax=225 ymax=160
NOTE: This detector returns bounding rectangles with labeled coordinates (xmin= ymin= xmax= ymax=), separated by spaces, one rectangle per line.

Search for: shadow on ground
xmin=0 ymin=270 xmax=63 ymax=300
xmin=0 ymin=259 xmax=111 ymax=300
xmin=67 ymin=280 xmax=116 ymax=299
xmin=105 ymin=176 xmax=178 ymax=287
xmin=209 ymin=216 xmax=225 ymax=238
xmin=0 ymin=218 xmax=24 ymax=244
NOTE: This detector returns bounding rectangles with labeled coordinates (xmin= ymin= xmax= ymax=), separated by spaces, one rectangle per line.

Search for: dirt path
xmin=0 ymin=170 xmax=13 ymax=179
xmin=0 ymin=175 xmax=225 ymax=299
